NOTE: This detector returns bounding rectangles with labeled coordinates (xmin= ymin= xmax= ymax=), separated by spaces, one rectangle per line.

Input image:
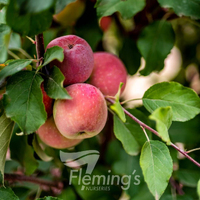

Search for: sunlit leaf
xmin=143 ymin=82 xmax=200 ymax=122
xmin=0 ymin=113 xmax=14 ymax=185
xmin=140 ymin=140 xmax=173 ymax=199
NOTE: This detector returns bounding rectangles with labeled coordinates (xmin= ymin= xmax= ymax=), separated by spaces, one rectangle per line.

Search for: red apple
xmin=36 ymin=117 xmax=82 ymax=149
xmin=41 ymin=83 xmax=53 ymax=118
xmin=46 ymin=35 xmax=94 ymax=86
xmin=89 ymin=52 xmax=127 ymax=96
xmin=53 ymin=83 xmax=108 ymax=139
xmin=100 ymin=16 xmax=112 ymax=32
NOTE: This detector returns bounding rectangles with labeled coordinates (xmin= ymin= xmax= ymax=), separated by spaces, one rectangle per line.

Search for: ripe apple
xmin=99 ymin=16 xmax=112 ymax=32
xmin=46 ymin=35 xmax=94 ymax=86
xmin=36 ymin=117 xmax=82 ymax=149
xmin=53 ymin=83 xmax=108 ymax=139
xmin=53 ymin=0 xmax=85 ymax=27
xmin=89 ymin=52 xmax=127 ymax=96
xmin=41 ymin=83 xmax=53 ymax=118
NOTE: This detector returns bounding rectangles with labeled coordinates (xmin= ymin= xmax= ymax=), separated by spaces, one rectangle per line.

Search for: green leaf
xmin=176 ymin=169 xmax=200 ymax=188
xmin=149 ymin=107 xmax=172 ymax=144
xmin=0 ymin=0 xmax=8 ymax=5
xmin=42 ymin=46 xmax=64 ymax=67
xmin=0 ymin=24 xmax=10 ymax=63
xmin=143 ymin=82 xmax=200 ymax=122
xmin=6 ymin=0 xmax=54 ymax=36
xmin=0 ymin=187 xmax=19 ymax=200
xmin=110 ymin=82 xmax=126 ymax=122
xmin=95 ymin=0 xmax=145 ymax=19
xmin=55 ymin=0 xmax=76 ymax=14
xmin=119 ymin=37 xmax=141 ymax=75
xmin=140 ymin=140 xmax=173 ymax=199
xmin=137 ymin=20 xmax=175 ymax=76
xmin=32 ymin=134 xmax=53 ymax=162
xmin=113 ymin=115 xmax=140 ymax=156
xmin=37 ymin=197 xmax=63 ymax=200
xmin=197 ymin=179 xmax=200 ymax=199
xmin=158 ymin=0 xmax=200 ymax=19
xmin=110 ymin=100 xmax=126 ymax=122
xmin=0 ymin=113 xmax=14 ymax=186
xmin=4 ymin=71 xmax=46 ymax=134
xmin=0 ymin=59 xmax=32 ymax=81
xmin=10 ymin=133 xmax=38 ymax=175
xmin=44 ymin=66 xmax=71 ymax=100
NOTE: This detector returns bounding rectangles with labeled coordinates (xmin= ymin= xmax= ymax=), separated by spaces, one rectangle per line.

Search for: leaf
xmin=0 ymin=113 xmax=14 ymax=186
xmin=137 ymin=20 xmax=175 ymax=76
xmin=32 ymin=134 xmax=53 ymax=162
xmin=140 ymin=140 xmax=173 ymax=199
xmin=0 ymin=59 xmax=32 ymax=81
xmin=4 ymin=71 xmax=46 ymax=134
xmin=0 ymin=24 xmax=10 ymax=63
xmin=143 ymin=82 xmax=200 ymax=122
xmin=110 ymin=100 xmax=126 ymax=122
xmin=110 ymin=83 xmax=126 ymax=122
xmin=44 ymin=66 xmax=71 ymax=100
xmin=113 ymin=114 xmax=140 ymax=156
xmin=37 ymin=197 xmax=63 ymax=200
xmin=176 ymin=169 xmax=200 ymax=188
xmin=10 ymin=132 xmax=38 ymax=175
xmin=0 ymin=0 xmax=8 ymax=5
xmin=95 ymin=0 xmax=145 ymax=19
xmin=42 ymin=46 xmax=64 ymax=67
xmin=149 ymin=107 xmax=172 ymax=144
xmin=158 ymin=0 xmax=200 ymax=19
xmin=197 ymin=179 xmax=200 ymax=199
xmin=55 ymin=0 xmax=76 ymax=14
xmin=6 ymin=0 xmax=54 ymax=36
xmin=0 ymin=187 xmax=19 ymax=200
xmin=119 ymin=37 xmax=141 ymax=75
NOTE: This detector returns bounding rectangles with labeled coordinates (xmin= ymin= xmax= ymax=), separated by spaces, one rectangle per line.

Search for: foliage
xmin=0 ymin=0 xmax=200 ymax=199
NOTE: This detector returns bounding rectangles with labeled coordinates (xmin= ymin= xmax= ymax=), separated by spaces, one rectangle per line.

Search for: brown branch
xmin=4 ymin=173 xmax=63 ymax=190
xmin=106 ymin=97 xmax=200 ymax=168
xmin=170 ymin=177 xmax=184 ymax=195
xmin=35 ymin=34 xmax=45 ymax=67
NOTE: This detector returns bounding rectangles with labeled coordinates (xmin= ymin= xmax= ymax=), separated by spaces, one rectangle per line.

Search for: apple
xmin=99 ymin=16 xmax=112 ymax=32
xmin=53 ymin=83 xmax=108 ymax=139
xmin=36 ymin=117 xmax=82 ymax=149
xmin=88 ymin=52 xmax=127 ymax=96
xmin=41 ymin=83 xmax=53 ymax=118
xmin=53 ymin=0 xmax=85 ymax=27
xmin=46 ymin=35 xmax=94 ymax=86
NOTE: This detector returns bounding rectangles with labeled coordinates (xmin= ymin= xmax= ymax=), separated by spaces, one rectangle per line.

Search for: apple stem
xmin=106 ymin=97 xmax=200 ymax=168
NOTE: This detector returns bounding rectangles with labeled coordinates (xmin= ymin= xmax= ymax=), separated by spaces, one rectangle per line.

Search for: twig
xmin=169 ymin=177 xmax=184 ymax=195
xmin=35 ymin=34 xmax=45 ymax=67
xmin=106 ymin=97 xmax=200 ymax=168
xmin=4 ymin=173 xmax=63 ymax=190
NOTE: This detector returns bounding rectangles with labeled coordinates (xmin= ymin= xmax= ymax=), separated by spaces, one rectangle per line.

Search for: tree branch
xmin=4 ymin=173 xmax=63 ymax=190
xmin=106 ymin=97 xmax=200 ymax=168
xmin=35 ymin=34 xmax=45 ymax=67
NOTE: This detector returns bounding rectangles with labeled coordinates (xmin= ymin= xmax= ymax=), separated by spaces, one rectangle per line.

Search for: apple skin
xmin=41 ymin=83 xmax=53 ymax=118
xmin=36 ymin=117 xmax=82 ymax=149
xmin=88 ymin=52 xmax=127 ymax=96
xmin=99 ymin=16 xmax=112 ymax=32
xmin=53 ymin=83 xmax=108 ymax=139
xmin=46 ymin=35 xmax=94 ymax=86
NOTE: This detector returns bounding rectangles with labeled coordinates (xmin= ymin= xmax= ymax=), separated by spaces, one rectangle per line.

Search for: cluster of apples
xmin=37 ymin=35 xmax=127 ymax=149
